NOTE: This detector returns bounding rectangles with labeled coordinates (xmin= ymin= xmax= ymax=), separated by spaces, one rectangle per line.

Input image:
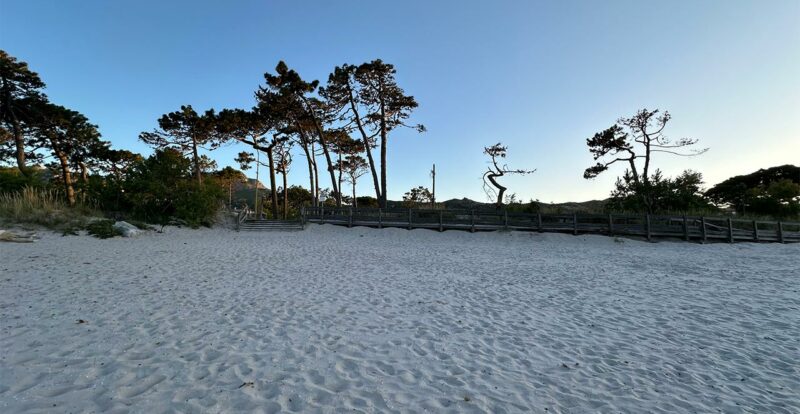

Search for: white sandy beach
xmin=1 ymin=224 xmax=798 ymax=413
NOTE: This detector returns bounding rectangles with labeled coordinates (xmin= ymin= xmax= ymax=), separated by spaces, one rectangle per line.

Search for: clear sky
xmin=2 ymin=0 xmax=798 ymax=202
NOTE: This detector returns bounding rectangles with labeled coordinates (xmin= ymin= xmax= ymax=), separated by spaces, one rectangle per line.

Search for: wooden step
xmin=239 ymin=220 xmax=304 ymax=231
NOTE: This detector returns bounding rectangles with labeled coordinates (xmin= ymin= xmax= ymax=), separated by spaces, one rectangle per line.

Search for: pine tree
xmin=0 ymin=50 xmax=47 ymax=175
xmin=584 ymin=109 xmax=707 ymax=213
xmin=257 ymin=61 xmax=341 ymax=206
xmin=355 ymin=60 xmax=425 ymax=208
xmin=28 ymin=102 xmax=105 ymax=206
xmin=139 ymin=105 xmax=219 ymax=185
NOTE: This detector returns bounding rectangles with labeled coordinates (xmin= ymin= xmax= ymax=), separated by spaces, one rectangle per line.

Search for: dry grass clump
xmin=0 ymin=186 xmax=97 ymax=229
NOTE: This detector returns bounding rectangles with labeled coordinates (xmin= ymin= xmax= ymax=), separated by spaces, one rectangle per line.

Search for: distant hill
xmin=437 ymin=197 xmax=607 ymax=213
xmin=232 ymin=179 xmax=267 ymax=207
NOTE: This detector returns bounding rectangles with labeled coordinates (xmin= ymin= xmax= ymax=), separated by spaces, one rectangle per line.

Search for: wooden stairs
xmin=238 ymin=219 xmax=304 ymax=232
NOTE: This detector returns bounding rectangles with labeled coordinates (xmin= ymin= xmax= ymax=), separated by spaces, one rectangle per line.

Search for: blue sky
xmin=1 ymin=0 xmax=798 ymax=202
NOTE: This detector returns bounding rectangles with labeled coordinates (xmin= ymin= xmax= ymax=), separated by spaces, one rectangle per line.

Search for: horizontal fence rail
xmin=300 ymin=206 xmax=800 ymax=243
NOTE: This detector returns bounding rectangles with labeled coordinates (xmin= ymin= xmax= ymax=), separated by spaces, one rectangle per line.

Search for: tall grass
xmin=0 ymin=186 xmax=97 ymax=228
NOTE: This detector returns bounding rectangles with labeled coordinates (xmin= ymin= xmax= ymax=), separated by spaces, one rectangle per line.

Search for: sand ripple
xmin=1 ymin=225 xmax=798 ymax=412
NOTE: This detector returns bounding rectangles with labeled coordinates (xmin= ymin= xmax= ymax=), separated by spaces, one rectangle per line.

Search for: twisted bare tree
xmin=482 ymin=143 xmax=535 ymax=207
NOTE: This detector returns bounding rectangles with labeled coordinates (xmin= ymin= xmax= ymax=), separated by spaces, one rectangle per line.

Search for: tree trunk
xmin=487 ymin=173 xmax=506 ymax=207
xmin=191 ymin=136 xmax=202 ymax=185
xmin=266 ymin=146 xmax=278 ymax=219
xmin=11 ymin=118 xmax=28 ymax=176
xmin=311 ymin=140 xmax=319 ymax=205
xmin=56 ymin=152 xmax=76 ymax=206
xmin=379 ymin=97 xmax=388 ymax=208
xmin=282 ymin=170 xmax=288 ymax=220
xmin=346 ymin=83 xmax=382 ymax=202
xmin=352 ymin=178 xmax=357 ymax=209
xmin=78 ymin=162 xmax=89 ymax=204
xmin=337 ymin=153 xmax=343 ymax=203
xmin=78 ymin=162 xmax=89 ymax=184
xmin=297 ymin=129 xmax=317 ymax=207
xmin=301 ymin=98 xmax=340 ymax=206
xmin=254 ymin=150 xmax=260 ymax=215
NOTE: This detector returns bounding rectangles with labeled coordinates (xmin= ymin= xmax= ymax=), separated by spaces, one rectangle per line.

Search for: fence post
xmin=537 ymin=213 xmax=543 ymax=233
xmin=683 ymin=215 xmax=689 ymax=241
xmin=321 ymin=204 xmax=325 ymax=224
xmin=439 ymin=211 xmax=443 ymax=232
xmin=608 ymin=214 xmax=614 ymax=236
xmin=778 ymin=221 xmax=784 ymax=243
xmin=752 ymin=220 xmax=759 ymax=242
xmin=471 ymin=210 xmax=476 ymax=233
xmin=378 ymin=208 xmax=382 ymax=229
xmin=504 ymin=210 xmax=509 ymax=230
xmin=408 ymin=209 xmax=412 ymax=230
xmin=300 ymin=206 xmax=305 ymax=225
xmin=348 ymin=207 xmax=353 ymax=228
xmin=573 ymin=213 xmax=578 ymax=235
xmin=700 ymin=216 xmax=707 ymax=243
xmin=727 ymin=218 xmax=734 ymax=243
xmin=645 ymin=214 xmax=652 ymax=241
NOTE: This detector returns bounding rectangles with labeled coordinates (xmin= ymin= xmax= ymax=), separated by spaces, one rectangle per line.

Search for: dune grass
xmin=0 ymin=186 xmax=98 ymax=230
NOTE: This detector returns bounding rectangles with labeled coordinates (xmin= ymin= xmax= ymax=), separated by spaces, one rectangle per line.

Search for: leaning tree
xmin=0 ymin=50 xmax=47 ymax=175
xmin=320 ymin=64 xmax=382 ymax=203
xmin=29 ymin=102 xmax=105 ymax=206
xmin=482 ymin=143 xmax=535 ymax=207
xmin=257 ymin=61 xmax=341 ymax=206
xmin=583 ymin=108 xmax=707 ymax=213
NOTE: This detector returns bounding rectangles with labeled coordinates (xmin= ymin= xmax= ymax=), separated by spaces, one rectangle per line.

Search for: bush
xmin=122 ymin=149 xmax=224 ymax=227
xmin=172 ymin=181 xmax=224 ymax=227
xmin=607 ymin=169 xmax=715 ymax=214
xmin=0 ymin=167 xmax=47 ymax=193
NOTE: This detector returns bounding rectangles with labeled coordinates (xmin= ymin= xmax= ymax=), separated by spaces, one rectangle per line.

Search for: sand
xmin=1 ymin=224 xmax=798 ymax=413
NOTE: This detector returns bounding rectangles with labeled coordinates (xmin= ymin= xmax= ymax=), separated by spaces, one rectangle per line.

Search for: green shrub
xmin=119 ymin=149 xmax=223 ymax=227
xmin=0 ymin=167 xmax=47 ymax=193
xmin=85 ymin=219 xmax=121 ymax=239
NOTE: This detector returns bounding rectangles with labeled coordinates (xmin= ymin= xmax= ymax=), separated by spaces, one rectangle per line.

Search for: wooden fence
xmin=300 ymin=206 xmax=800 ymax=243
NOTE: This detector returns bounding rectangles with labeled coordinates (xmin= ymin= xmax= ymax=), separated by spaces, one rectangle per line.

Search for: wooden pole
xmin=439 ymin=211 xmax=443 ymax=232
xmin=778 ymin=221 xmax=784 ymax=243
xmin=573 ymin=213 xmax=578 ymax=235
xmin=504 ymin=210 xmax=509 ymax=230
xmin=753 ymin=220 xmax=759 ymax=242
xmin=348 ymin=207 xmax=353 ymax=228
xmin=683 ymin=215 xmax=689 ymax=241
xmin=471 ymin=210 xmax=475 ymax=233
xmin=408 ymin=208 xmax=412 ymax=230
xmin=645 ymin=214 xmax=651 ymax=242
xmin=431 ymin=164 xmax=436 ymax=207
xmin=700 ymin=216 xmax=707 ymax=243
xmin=727 ymin=218 xmax=734 ymax=243
xmin=537 ymin=213 xmax=542 ymax=233
xmin=320 ymin=203 xmax=325 ymax=224
xmin=608 ymin=214 xmax=614 ymax=236
xmin=378 ymin=208 xmax=382 ymax=229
